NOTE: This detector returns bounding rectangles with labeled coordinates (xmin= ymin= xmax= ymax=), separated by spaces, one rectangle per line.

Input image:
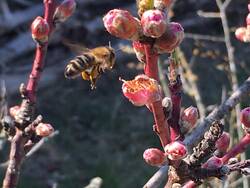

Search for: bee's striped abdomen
xmin=64 ymin=54 xmax=94 ymax=79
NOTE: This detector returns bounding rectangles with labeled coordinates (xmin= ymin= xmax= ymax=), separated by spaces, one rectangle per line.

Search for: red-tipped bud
xmin=9 ymin=106 xmax=20 ymax=118
xmin=141 ymin=9 xmax=167 ymax=38
xmin=154 ymin=0 xmax=172 ymax=9
xmin=132 ymin=41 xmax=146 ymax=63
xmin=241 ymin=107 xmax=250 ymax=129
xmin=181 ymin=106 xmax=198 ymax=131
xmin=35 ymin=123 xmax=54 ymax=137
xmin=235 ymin=27 xmax=250 ymax=42
xmin=216 ymin=132 xmax=230 ymax=152
xmin=121 ymin=75 xmax=161 ymax=106
xmin=164 ymin=141 xmax=187 ymax=160
xmin=53 ymin=0 xmax=76 ymax=23
xmin=202 ymin=156 xmax=223 ymax=169
xmin=154 ymin=22 xmax=184 ymax=53
xmin=143 ymin=148 xmax=166 ymax=166
xmin=31 ymin=16 xmax=50 ymax=43
xmin=246 ymin=13 xmax=250 ymax=25
xmin=103 ymin=9 xmax=142 ymax=40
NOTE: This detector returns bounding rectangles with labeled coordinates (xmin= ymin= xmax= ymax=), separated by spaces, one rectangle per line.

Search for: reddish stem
xmin=26 ymin=0 xmax=56 ymax=103
xmin=168 ymin=75 xmax=182 ymax=141
xmin=144 ymin=44 xmax=170 ymax=147
xmin=222 ymin=133 xmax=250 ymax=164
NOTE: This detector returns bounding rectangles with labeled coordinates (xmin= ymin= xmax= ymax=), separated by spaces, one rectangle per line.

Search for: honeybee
xmin=64 ymin=44 xmax=116 ymax=89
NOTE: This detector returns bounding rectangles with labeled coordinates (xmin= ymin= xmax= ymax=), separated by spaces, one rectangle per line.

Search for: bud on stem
xmin=31 ymin=16 xmax=50 ymax=44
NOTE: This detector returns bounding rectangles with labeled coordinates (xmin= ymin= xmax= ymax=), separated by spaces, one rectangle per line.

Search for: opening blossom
xmin=121 ymin=75 xmax=161 ymax=106
xmin=35 ymin=123 xmax=54 ymax=137
xmin=164 ymin=141 xmax=187 ymax=160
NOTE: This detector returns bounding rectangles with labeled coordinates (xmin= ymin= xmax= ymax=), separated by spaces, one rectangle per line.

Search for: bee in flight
xmin=64 ymin=44 xmax=116 ymax=89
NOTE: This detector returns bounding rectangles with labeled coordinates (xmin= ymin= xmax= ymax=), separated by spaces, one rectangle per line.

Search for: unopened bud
xmin=53 ymin=0 xmax=76 ymax=23
xmin=181 ymin=106 xmax=198 ymax=132
xmin=202 ymin=156 xmax=223 ymax=169
xmin=143 ymin=148 xmax=166 ymax=166
xmin=246 ymin=13 xmax=250 ymax=25
xmin=121 ymin=75 xmax=161 ymax=106
xmin=35 ymin=123 xmax=54 ymax=137
xmin=154 ymin=22 xmax=184 ymax=53
xmin=31 ymin=16 xmax=50 ymax=43
xmin=241 ymin=107 xmax=250 ymax=130
xmin=103 ymin=9 xmax=142 ymax=40
xmin=9 ymin=106 xmax=20 ymax=118
xmin=216 ymin=132 xmax=230 ymax=153
xmin=141 ymin=9 xmax=167 ymax=38
xmin=164 ymin=141 xmax=187 ymax=160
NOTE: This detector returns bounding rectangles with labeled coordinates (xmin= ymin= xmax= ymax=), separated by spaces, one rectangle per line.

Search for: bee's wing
xmin=62 ymin=39 xmax=90 ymax=55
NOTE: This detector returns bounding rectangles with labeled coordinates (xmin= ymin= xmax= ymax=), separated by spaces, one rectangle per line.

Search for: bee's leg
xmin=90 ymin=76 xmax=97 ymax=90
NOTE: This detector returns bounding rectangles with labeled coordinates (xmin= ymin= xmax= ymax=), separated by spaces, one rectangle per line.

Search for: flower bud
xmin=246 ymin=13 xmax=250 ymax=25
xmin=162 ymin=97 xmax=172 ymax=112
xmin=202 ymin=156 xmax=223 ymax=169
xmin=141 ymin=9 xmax=167 ymax=38
xmin=53 ymin=0 xmax=76 ymax=23
xmin=164 ymin=141 xmax=187 ymax=160
xmin=103 ymin=9 xmax=142 ymax=40
xmin=132 ymin=41 xmax=146 ymax=63
xmin=121 ymin=75 xmax=161 ymax=106
xmin=143 ymin=148 xmax=166 ymax=166
xmin=235 ymin=27 xmax=250 ymax=42
xmin=9 ymin=106 xmax=20 ymax=118
xmin=216 ymin=132 xmax=230 ymax=153
xmin=35 ymin=123 xmax=54 ymax=137
xmin=31 ymin=16 xmax=50 ymax=43
xmin=154 ymin=22 xmax=184 ymax=53
xmin=241 ymin=107 xmax=250 ymax=129
xmin=181 ymin=106 xmax=198 ymax=132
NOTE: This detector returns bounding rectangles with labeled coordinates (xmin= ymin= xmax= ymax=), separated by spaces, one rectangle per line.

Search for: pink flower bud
xmin=35 ymin=123 xmax=54 ymax=137
xmin=246 ymin=13 xmax=250 ymax=25
xmin=53 ymin=0 xmax=76 ymax=23
xmin=143 ymin=148 xmax=165 ymax=166
xmin=248 ymin=4 xmax=250 ymax=12
xmin=181 ymin=106 xmax=198 ymax=131
xmin=241 ymin=107 xmax=250 ymax=129
xmin=121 ymin=75 xmax=161 ymax=106
xmin=9 ymin=106 xmax=20 ymax=118
xmin=31 ymin=16 xmax=50 ymax=43
xmin=141 ymin=9 xmax=167 ymax=38
xmin=164 ymin=141 xmax=187 ymax=160
xmin=154 ymin=22 xmax=184 ymax=53
xmin=132 ymin=41 xmax=146 ymax=63
xmin=216 ymin=132 xmax=230 ymax=152
xmin=103 ymin=9 xmax=142 ymax=40
xmin=202 ymin=156 xmax=223 ymax=169
xmin=235 ymin=27 xmax=250 ymax=42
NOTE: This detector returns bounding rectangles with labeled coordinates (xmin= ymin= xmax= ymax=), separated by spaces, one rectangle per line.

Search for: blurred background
xmin=0 ymin=0 xmax=249 ymax=187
